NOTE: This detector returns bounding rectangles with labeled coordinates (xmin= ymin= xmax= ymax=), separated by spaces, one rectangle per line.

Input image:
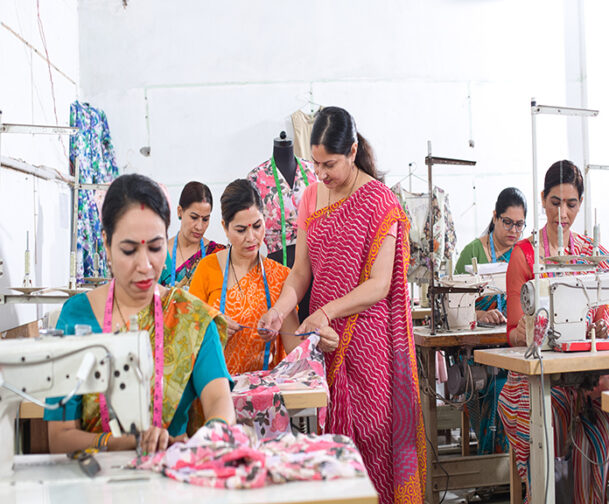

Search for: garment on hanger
xmin=247 ymin=158 xmax=316 ymax=255
xmin=291 ymin=108 xmax=321 ymax=161
xmin=391 ymin=182 xmax=457 ymax=283
xmin=70 ymin=101 xmax=119 ymax=282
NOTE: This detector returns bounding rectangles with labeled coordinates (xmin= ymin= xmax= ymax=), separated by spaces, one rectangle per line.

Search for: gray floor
xmin=441 ymin=487 xmax=510 ymax=504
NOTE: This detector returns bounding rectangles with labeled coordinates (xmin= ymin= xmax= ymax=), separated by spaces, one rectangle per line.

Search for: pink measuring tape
xmin=100 ymin=279 xmax=164 ymax=431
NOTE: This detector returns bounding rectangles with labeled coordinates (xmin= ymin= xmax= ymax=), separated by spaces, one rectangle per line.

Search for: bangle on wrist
xmin=319 ymin=307 xmax=331 ymax=325
xmin=205 ymin=416 xmax=228 ymax=427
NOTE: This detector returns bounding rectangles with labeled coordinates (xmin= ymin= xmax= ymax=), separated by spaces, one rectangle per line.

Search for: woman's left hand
xmin=296 ymin=308 xmax=330 ymax=335
xmin=588 ymin=319 xmax=609 ymax=339
xmin=317 ymin=326 xmax=339 ymax=353
xmin=140 ymin=425 xmax=170 ymax=455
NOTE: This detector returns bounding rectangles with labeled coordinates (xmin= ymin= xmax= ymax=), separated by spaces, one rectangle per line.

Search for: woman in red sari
xmin=499 ymin=160 xmax=609 ymax=503
xmin=258 ymin=107 xmax=426 ymax=504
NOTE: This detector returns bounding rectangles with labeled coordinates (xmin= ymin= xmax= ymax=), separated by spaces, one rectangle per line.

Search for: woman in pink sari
xmin=258 ymin=107 xmax=426 ymax=504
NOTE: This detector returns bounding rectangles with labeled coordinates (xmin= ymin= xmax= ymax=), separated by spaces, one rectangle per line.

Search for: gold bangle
xmin=205 ymin=416 xmax=228 ymax=426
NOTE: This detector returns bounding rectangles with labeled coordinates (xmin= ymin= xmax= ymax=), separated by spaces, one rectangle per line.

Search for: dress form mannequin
xmin=268 ymin=131 xmax=311 ymax=321
xmin=273 ymin=131 xmax=297 ymax=188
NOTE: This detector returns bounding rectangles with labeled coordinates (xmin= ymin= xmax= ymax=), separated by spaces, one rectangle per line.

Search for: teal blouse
xmin=45 ymin=293 xmax=232 ymax=436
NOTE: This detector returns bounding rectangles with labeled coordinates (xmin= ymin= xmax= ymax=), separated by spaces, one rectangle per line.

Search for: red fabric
xmin=304 ymin=179 xmax=426 ymax=504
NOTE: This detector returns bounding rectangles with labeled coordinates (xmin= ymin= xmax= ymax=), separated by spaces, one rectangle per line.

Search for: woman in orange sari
xmin=190 ymin=179 xmax=309 ymax=375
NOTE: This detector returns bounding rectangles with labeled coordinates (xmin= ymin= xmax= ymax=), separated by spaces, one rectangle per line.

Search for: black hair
xmin=543 ymin=160 xmax=584 ymax=199
xmin=220 ymin=179 xmax=263 ymax=226
xmin=102 ymin=174 xmax=170 ymax=245
xmin=488 ymin=187 xmax=528 ymax=233
xmin=179 ymin=181 xmax=213 ymax=210
xmin=310 ymin=106 xmax=380 ymax=180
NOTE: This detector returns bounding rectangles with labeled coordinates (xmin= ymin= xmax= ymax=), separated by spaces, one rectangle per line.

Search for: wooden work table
xmin=414 ymin=325 xmax=509 ymax=504
xmin=19 ymin=385 xmax=328 ymax=420
xmin=474 ymin=347 xmax=609 ymax=504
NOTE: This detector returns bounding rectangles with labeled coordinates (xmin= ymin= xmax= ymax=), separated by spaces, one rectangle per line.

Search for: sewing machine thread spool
xmin=69 ymin=251 xmax=77 ymax=290
xmin=591 ymin=326 xmax=597 ymax=353
xmin=593 ymin=209 xmax=600 ymax=256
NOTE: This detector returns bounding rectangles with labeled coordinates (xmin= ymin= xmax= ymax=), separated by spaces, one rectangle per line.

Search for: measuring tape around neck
xmin=101 ymin=279 xmax=164 ymax=431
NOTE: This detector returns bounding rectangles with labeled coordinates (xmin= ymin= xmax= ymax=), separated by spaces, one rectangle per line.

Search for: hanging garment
xmin=132 ymin=421 xmax=366 ymax=490
xmin=391 ymin=182 xmax=457 ymax=283
xmin=291 ymin=108 xmax=321 ymax=161
xmin=247 ymin=158 xmax=316 ymax=255
xmin=69 ymin=101 xmax=119 ymax=282
xmin=232 ymin=334 xmax=328 ymax=439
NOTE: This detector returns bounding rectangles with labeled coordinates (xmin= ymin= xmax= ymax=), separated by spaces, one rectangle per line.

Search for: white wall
xmin=0 ymin=0 xmax=78 ymax=331
xmin=78 ymin=0 xmax=588 ymax=251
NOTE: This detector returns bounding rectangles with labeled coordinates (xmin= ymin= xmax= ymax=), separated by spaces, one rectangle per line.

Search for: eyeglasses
xmin=499 ymin=217 xmax=526 ymax=232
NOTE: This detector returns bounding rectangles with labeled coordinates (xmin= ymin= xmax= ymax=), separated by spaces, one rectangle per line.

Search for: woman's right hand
xmin=257 ymin=308 xmax=283 ymax=342
xmin=224 ymin=315 xmax=242 ymax=339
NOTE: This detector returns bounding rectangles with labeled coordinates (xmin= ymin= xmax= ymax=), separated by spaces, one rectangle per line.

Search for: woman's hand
xmin=510 ymin=317 xmax=527 ymax=346
xmin=140 ymin=425 xmax=171 ymax=455
xmin=587 ymin=319 xmax=609 ymax=340
xmin=224 ymin=315 xmax=243 ymax=339
xmin=257 ymin=307 xmax=284 ymax=342
xmin=477 ymin=309 xmax=506 ymax=325
xmin=317 ymin=326 xmax=339 ymax=353
xmin=296 ymin=308 xmax=330 ymax=335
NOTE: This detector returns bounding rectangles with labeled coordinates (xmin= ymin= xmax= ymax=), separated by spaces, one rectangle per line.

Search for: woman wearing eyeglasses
xmin=455 ymin=187 xmax=527 ymax=325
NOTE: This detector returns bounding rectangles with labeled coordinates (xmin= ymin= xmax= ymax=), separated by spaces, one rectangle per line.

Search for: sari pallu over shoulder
xmin=304 ymin=180 xmax=426 ymax=504
xmin=81 ymin=288 xmax=225 ymax=433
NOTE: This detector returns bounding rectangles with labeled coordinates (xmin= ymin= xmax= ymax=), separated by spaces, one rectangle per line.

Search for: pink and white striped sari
xmin=304 ymin=179 xmax=426 ymax=504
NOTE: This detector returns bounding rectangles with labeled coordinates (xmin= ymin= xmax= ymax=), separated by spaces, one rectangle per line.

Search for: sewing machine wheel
xmin=520 ymin=282 xmax=535 ymax=316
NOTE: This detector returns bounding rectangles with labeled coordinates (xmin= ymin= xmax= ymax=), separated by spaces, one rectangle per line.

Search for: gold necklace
xmin=326 ymin=168 xmax=359 ymax=216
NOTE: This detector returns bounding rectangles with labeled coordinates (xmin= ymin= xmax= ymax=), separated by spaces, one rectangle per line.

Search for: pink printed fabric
xmin=247 ymin=158 xmax=316 ymax=254
xmin=132 ymin=422 xmax=366 ymax=489
xmin=232 ymin=334 xmax=328 ymax=439
xmin=304 ymin=180 xmax=426 ymax=504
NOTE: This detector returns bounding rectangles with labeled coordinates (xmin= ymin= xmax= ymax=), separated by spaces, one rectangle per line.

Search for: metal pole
xmin=427 ymin=141 xmax=435 ymax=335
xmin=531 ymin=99 xmax=541 ymax=339
xmin=578 ymin=0 xmax=591 ymax=235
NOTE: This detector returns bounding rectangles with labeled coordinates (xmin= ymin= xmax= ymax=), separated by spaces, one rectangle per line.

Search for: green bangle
xmin=204 ymin=416 xmax=228 ymax=427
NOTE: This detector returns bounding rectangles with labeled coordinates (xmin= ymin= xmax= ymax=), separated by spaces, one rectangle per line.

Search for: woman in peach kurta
xmin=190 ymin=252 xmax=291 ymax=374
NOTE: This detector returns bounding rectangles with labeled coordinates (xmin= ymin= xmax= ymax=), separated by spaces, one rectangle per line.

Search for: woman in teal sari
xmin=46 ymin=174 xmax=235 ymax=455
xmin=160 ymin=181 xmax=225 ymax=289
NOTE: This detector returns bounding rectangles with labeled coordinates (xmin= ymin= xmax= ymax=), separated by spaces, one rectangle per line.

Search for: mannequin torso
xmin=273 ymin=134 xmax=297 ymax=188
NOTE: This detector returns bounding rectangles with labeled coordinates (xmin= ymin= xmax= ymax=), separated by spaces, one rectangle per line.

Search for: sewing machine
xmin=0 ymin=330 xmax=153 ymax=476
xmin=520 ymin=270 xmax=609 ymax=351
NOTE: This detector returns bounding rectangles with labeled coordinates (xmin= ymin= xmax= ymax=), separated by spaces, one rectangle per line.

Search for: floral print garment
xmin=70 ymin=101 xmax=119 ymax=282
xmin=247 ymin=158 xmax=317 ymax=254
xmin=391 ymin=183 xmax=456 ymax=283
xmin=232 ymin=334 xmax=328 ymax=439
xmin=132 ymin=422 xmax=366 ymax=489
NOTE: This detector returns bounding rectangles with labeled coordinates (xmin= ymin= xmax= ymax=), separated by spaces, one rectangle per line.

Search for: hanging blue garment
xmin=69 ymin=101 xmax=119 ymax=282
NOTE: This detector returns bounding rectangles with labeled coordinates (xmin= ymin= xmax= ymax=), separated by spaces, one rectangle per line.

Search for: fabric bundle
xmin=132 ymin=422 xmax=366 ymax=489
xmin=231 ymin=334 xmax=328 ymax=439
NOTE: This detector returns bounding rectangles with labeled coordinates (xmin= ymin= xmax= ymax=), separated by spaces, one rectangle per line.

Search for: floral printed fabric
xmin=247 ymin=158 xmax=317 ymax=254
xmin=391 ymin=183 xmax=456 ymax=283
xmin=132 ymin=422 xmax=366 ymax=490
xmin=232 ymin=334 xmax=328 ymax=439
xmin=69 ymin=101 xmax=119 ymax=282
